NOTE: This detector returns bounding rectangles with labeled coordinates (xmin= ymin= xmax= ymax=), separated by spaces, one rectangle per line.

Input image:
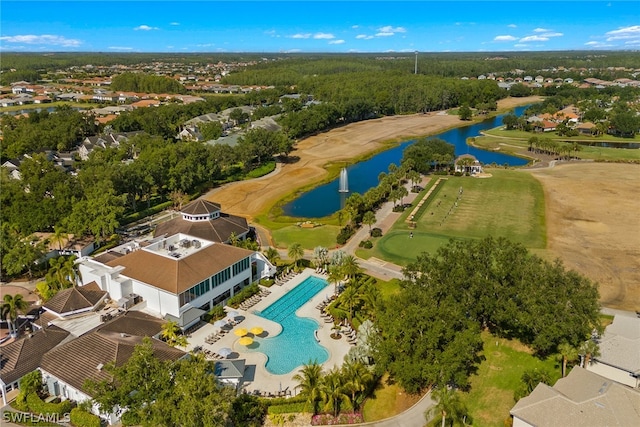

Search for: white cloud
xmin=329 ymin=39 xmax=345 ymax=45
xmin=351 ymin=25 xmax=359 ymax=29
xmin=605 ymin=25 xmax=640 ymax=41
xmin=356 ymin=34 xmax=374 ymax=40
xmin=134 ymin=25 xmax=158 ymax=31
xmin=375 ymin=25 xmax=406 ymax=37
xmin=520 ymin=35 xmax=549 ymax=42
xmin=514 ymin=43 xmax=529 ymax=48
xmin=0 ymin=34 xmax=81 ymax=47
xmin=533 ymin=28 xmax=551 ymax=33
xmin=494 ymin=35 xmax=517 ymax=41
xmin=108 ymin=46 xmax=133 ymax=51
xmin=625 ymin=39 xmax=640 ymax=45
xmin=542 ymin=32 xmax=564 ymax=38
xmin=170 ymin=22 xmax=180 ymax=26
xmin=508 ymin=24 xmax=517 ymax=28
xmin=290 ymin=33 xmax=311 ymax=39
xmin=313 ymin=33 xmax=335 ymax=40
xmin=284 ymin=49 xmax=301 ymax=53
xmin=585 ymin=41 xmax=614 ymax=48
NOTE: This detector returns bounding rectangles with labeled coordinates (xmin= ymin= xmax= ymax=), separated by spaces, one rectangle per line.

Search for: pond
xmin=283 ymin=106 xmax=531 ymax=218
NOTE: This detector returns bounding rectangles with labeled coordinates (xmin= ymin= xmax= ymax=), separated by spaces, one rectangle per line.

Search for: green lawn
xmin=461 ymin=332 xmax=561 ymax=427
xmin=473 ymin=129 xmax=640 ymax=161
xmin=271 ymin=224 xmax=340 ymax=250
xmin=484 ymin=127 xmax=640 ymax=143
xmin=360 ymin=170 xmax=546 ymax=264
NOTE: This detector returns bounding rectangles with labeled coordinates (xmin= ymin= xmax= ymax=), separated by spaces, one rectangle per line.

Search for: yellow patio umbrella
xmin=238 ymin=336 xmax=254 ymax=346
xmin=234 ymin=328 xmax=248 ymax=337
xmin=250 ymin=326 xmax=264 ymax=335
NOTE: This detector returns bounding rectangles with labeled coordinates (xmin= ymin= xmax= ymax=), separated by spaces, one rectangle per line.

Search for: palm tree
xmin=293 ymin=362 xmax=324 ymax=415
xmin=1 ymin=294 xmax=29 ymax=338
xmin=426 ymin=387 xmax=468 ymax=427
xmin=321 ymin=369 xmax=349 ymax=418
xmin=327 ymin=265 xmax=343 ymax=296
xmin=50 ymin=225 xmax=69 ymax=251
xmin=341 ymin=360 xmax=372 ymax=411
xmin=341 ymin=285 xmax=362 ymax=324
xmin=263 ymin=247 xmax=280 ymax=265
xmin=228 ymin=232 xmax=240 ymax=247
xmin=362 ymin=211 xmax=376 ymax=234
xmin=341 ymin=255 xmax=361 ymax=281
xmin=558 ymin=342 xmax=579 ymax=378
xmin=313 ymin=246 xmax=328 ymax=269
xmin=287 ymin=242 xmax=304 ymax=271
xmin=579 ymin=339 xmax=600 ymax=367
xmin=160 ymin=320 xmax=187 ymax=347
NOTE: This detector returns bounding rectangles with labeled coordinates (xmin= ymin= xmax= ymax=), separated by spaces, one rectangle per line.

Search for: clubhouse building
xmin=78 ymin=232 xmax=276 ymax=331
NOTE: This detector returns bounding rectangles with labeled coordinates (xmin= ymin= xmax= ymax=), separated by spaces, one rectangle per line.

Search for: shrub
xmin=336 ymin=225 xmax=355 ymax=245
xmin=121 ymin=410 xmax=140 ymax=426
xmin=392 ymin=205 xmax=404 ymax=212
xmin=267 ymin=402 xmax=307 ymax=414
xmin=20 ymin=371 xmax=43 ymax=396
xmin=205 ymin=305 xmax=226 ymax=323
xmin=361 ymin=240 xmax=373 ymax=249
xmin=311 ymin=412 xmax=364 ymax=425
xmin=70 ymin=407 xmax=101 ymax=427
xmin=227 ymin=283 xmax=260 ymax=308
xmin=26 ymin=392 xmax=73 ymax=416
xmin=370 ymin=228 xmax=382 ymax=238
xmin=231 ymin=394 xmax=267 ymax=427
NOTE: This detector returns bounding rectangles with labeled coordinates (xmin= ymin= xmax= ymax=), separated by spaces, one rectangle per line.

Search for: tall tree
xmin=1 ymin=294 xmax=29 ymax=338
xmin=558 ymin=342 xmax=579 ymax=378
xmin=287 ymin=242 xmax=304 ymax=270
xmin=426 ymin=387 xmax=468 ymax=427
xmin=321 ymin=369 xmax=349 ymax=418
xmin=293 ymin=362 xmax=324 ymax=415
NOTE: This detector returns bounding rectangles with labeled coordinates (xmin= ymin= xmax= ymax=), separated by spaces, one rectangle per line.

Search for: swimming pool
xmin=249 ymin=275 xmax=329 ymax=375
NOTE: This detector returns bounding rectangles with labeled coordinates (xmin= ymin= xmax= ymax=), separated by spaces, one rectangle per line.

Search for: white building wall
xmin=587 ymin=362 xmax=639 ymax=388
xmin=512 ymin=416 xmax=535 ymax=427
xmin=39 ymin=369 xmax=118 ymax=425
xmin=130 ymin=280 xmax=179 ymax=317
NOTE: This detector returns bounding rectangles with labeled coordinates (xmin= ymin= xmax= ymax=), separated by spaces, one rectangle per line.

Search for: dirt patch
xmin=205 ymin=97 xmax=542 ymax=221
xmin=529 ymin=162 xmax=640 ymax=311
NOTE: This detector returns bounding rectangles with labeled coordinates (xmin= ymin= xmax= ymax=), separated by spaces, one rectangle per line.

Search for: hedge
xmin=121 ymin=410 xmax=141 ymax=426
xmin=227 ymin=283 xmax=260 ymax=308
xmin=267 ymin=402 xmax=307 ymax=414
xmin=26 ymin=393 xmax=73 ymax=416
xmin=70 ymin=407 xmax=101 ymax=427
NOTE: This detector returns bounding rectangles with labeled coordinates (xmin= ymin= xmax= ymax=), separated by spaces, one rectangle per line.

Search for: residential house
xmin=577 ymin=122 xmax=597 ymax=135
xmin=534 ymin=120 xmax=557 ymax=133
xmin=79 ymin=132 xmax=142 ymax=160
xmin=0 ymin=325 xmax=70 ymax=405
xmin=587 ymin=315 xmax=640 ymax=388
xmin=39 ymin=312 xmax=185 ymax=425
xmin=154 ymin=199 xmax=250 ymax=244
xmin=32 ymin=232 xmax=96 ymax=260
xmin=454 ymin=154 xmax=483 ymax=175
xmin=79 ymin=232 xmax=276 ymax=331
xmin=510 ymin=367 xmax=640 ymax=427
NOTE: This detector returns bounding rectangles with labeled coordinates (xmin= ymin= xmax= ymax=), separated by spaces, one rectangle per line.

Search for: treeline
xmin=0 ymin=106 xmax=99 ymax=158
xmin=374 ymin=237 xmax=600 ymax=393
xmin=110 ymin=73 xmax=187 ymax=94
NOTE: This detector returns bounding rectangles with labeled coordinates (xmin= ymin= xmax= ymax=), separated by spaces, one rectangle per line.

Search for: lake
xmin=282 ymin=106 xmax=530 ymax=218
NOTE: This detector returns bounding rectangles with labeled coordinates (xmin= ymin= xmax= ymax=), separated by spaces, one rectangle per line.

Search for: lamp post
xmin=414 ymin=51 xmax=418 ymax=74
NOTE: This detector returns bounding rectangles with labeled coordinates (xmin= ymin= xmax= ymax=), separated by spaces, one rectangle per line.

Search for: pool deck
xmin=184 ymin=268 xmax=351 ymax=397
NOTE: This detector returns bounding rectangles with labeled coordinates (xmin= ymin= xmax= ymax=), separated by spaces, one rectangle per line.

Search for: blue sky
xmin=1 ymin=1 xmax=639 ymax=53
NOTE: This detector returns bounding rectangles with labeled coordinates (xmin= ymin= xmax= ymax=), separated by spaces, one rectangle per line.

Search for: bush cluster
xmin=370 ymin=228 xmax=383 ymax=238
xmin=227 ymin=283 xmax=260 ymax=308
xmin=26 ymin=393 xmax=73 ymax=416
xmin=336 ymin=224 xmax=355 ymax=245
xmin=70 ymin=407 xmax=101 ymax=427
xmin=358 ymin=240 xmax=373 ymax=249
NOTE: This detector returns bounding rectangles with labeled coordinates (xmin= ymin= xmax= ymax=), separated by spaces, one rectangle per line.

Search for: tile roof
xmin=43 ymin=282 xmax=107 ymax=316
xmin=595 ymin=315 xmax=640 ymax=373
xmin=0 ymin=326 xmax=70 ymax=385
xmin=510 ymin=367 xmax=640 ymax=426
xmin=180 ymin=199 xmax=221 ymax=215
xmin=105 ymin=242 xmax=253 ymax=294
xmin=96 ymin=311 xmax=165 ymax=337
xmin=40 ymin=331 xmax=185 ymax=393
xmin=154 ymin=213 xmax=249 ymax=244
